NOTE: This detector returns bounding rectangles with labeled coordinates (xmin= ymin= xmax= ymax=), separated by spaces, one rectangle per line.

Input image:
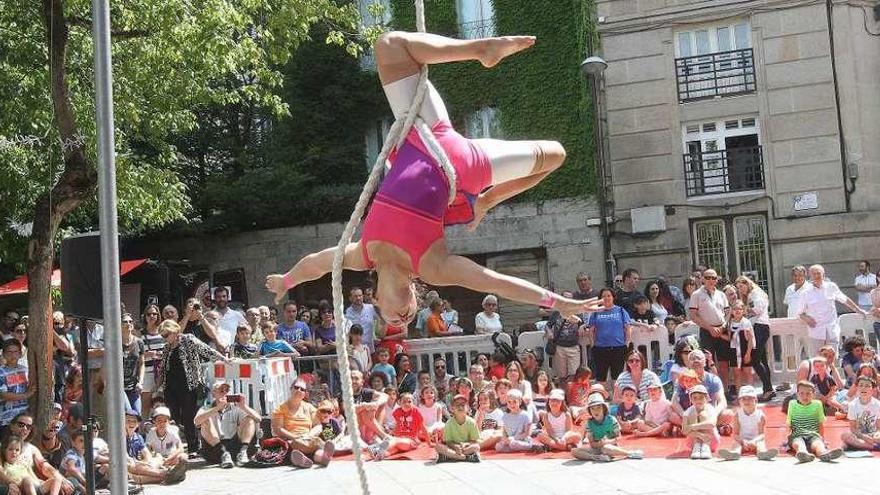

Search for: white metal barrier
xmin=204 ymin=357 xmax=297 ymax=417
xmin=404 ymin=334 xmax=496 ymax=376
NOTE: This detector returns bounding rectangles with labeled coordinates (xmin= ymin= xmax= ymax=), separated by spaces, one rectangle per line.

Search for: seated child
xmin=308 ymin=400 xmax=341 ymax=466
xmin=635 ymin=377 xmax=675 ymax=437
xmin=474 ymin=390 xmax=504 ymax=451
xmin=787 ymin=380 xmax=843 ymax=462
xmin=417 ymin=385 xmax=446 ymax=443
xmin=566 ymin=366 xmax=593 ymax=413
xmin=382 ymin=386 xmax=398 ymax=433
xmin=385 ymin=393 xmax=430 ymax=458
xmin=125 ymin=409 xmax=187 ymax=485
xmin=494 ymin=389 xmax=534 ymax=452
xmin=144 ymin=406 xmax=187 ymax=468
xmin=718 ymin=386 xmax=778 ymax=460
xmin=810 ymin=356 xmax=844 ymax=415
xmin=615 ymin=384 xmax=643 ymax=434
xmin=840 ymin=376 xmax=880 ymax=451
xmin=669 ymin=368 xmax=700 ymax=433
xmin=683 ymin=385 xmax=719 ymax=460
xmin=487 ymin=353 xmax=506 ymax=381
xmin=61 ymin=430 xmax=87 ymax=493
xmin=536 ymin=389 xmax=582 ymax=451
xmin=231 ymin=324 xmax=259 ymax=359
xmin=435 ymin=395 xmax=481 ymax=462
xmin=572 ymin=393 xmax=643 ymax=462
xmin=1 ymin=434 xmax=62 ymax=495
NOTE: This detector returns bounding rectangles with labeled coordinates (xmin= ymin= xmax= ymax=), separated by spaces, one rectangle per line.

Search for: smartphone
xmin=226 ymin=394 xmax=243 ymax=403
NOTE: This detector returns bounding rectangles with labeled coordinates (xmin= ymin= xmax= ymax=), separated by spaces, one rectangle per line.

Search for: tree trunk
xmin=28 ymin=0 xmax=99 ymax=432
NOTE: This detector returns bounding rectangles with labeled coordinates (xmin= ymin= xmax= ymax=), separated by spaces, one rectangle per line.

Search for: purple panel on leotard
xmin=377 ymin=140 xmax=449 ymax=220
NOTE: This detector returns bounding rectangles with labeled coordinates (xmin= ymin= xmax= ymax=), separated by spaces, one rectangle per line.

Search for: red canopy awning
xmin=0 ymin=259 xmax=148 ymax=296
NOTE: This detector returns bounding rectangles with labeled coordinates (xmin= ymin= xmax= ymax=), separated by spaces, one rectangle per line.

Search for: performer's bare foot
xmin=479 ymin=36 xmax=536 ymax=68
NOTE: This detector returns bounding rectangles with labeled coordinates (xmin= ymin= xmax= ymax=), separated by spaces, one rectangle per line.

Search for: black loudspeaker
xmin=61 ymin=233 xmax=103 ymax=320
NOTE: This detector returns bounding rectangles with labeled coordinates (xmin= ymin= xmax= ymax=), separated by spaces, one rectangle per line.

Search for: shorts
xmin=201 ymin=435 xmax=244 ymax=463
xmin=699 ymin=330 xmax=734 ymax=363
xmin=142 ymin=369 xmax=159 ymax=394
xmin=788 ymin=433 xmax=821 ymax=448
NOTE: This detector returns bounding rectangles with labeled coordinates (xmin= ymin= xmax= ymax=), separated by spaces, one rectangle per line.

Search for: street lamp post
xmin=581 ymin=55 xmax=615 ymax=288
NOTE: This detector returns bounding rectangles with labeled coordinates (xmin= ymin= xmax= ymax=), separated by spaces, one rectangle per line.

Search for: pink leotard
xmin=360 ymin=120 xmax=492 ymax=275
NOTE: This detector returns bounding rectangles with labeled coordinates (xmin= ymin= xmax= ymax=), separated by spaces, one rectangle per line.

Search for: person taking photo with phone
xmin=193 ymin=381 xmax=261 ymax=468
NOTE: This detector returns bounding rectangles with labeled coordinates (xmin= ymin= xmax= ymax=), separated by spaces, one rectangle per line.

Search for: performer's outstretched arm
xmin=423 ymin=254 xmax=601 ymax=316
xmin=266 ymin=243 xmax=368 ymax=303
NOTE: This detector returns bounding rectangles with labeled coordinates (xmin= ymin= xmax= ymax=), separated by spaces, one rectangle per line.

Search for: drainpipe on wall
xmin=826 ymin=0 xmax=853 ymax=210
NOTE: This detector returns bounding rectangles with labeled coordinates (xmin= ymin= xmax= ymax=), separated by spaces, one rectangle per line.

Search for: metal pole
xmin=91 ymin=1 xmax=126 ymax=494
xmin=78 ymin=320 xmax=95 ymax=495
xmin=590 ymin=72 xmax=614 ymax=287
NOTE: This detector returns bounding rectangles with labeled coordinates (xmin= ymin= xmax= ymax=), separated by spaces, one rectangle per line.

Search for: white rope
xmin=330 ymin=2 xmax=460 ymax=493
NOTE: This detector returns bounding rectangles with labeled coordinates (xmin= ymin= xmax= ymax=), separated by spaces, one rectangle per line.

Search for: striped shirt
xmin=615 ymin=370 xmax=660 ymax=401
xmin=143 ymin=333 xmax=166 ymax=373
xmin=787 ymin=399 xmax=824 ymax=437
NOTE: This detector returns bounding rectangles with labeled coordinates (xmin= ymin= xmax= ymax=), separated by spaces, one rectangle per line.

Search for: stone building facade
xmin=596 ymin=0 xmax=880 ymax=312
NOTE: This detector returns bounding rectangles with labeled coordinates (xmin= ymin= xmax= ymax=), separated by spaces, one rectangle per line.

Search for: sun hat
xmin=549 ymin=389 xmax=566 ymax=401
xmin=737 ymin=385 xmax=758 ymax=399
xmin=687 ymin=384 xmax=708 ymax=396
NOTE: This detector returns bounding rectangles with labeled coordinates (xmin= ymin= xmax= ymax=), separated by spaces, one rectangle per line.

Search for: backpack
xmin=491 ymin=332 xmax=516 ymax=365
xmin=248 ymin=438 xmax=290 ymax=468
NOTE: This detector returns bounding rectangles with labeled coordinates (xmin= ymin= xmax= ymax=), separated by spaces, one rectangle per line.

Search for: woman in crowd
xmin=141 ymin=305 xmax=166 ymax=416
xmin=475 ymin=294 xmax=503 ymax=335
xmin=613 ymin=349 xmax=660 ymax=403
xmin=312 ymin=304 xmax=337 ymax=354
xmin=588 ymin=288 xmax=633 ymax=388
xmin=120 ymin=314 xmax=145 ymax=414
xmin=644 ymin=281 xmax=669 ymax=326
xmin=681 ymin=278 xmax=698 ymax=318
xmin=735 ymin=275 xmax=774 ymax=401
xmin=441 ymin=299 xmax=459 ymax=327
xmin=426 ymin=299 xmax=452 ymax=337
xmin=141 ymin=304 xmax=162 ymax=339
xmin=157 ymin=319 xmax=231 ymax=454
xmin=504 ymin=360 xmax=533 ymax=404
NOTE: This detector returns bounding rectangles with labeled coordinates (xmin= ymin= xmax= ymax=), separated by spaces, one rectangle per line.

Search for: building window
xmin=675 ymin=21 xmax=755 ymax=102
xmin=682 ymin=117 xmax=764 ymax=197
xmin=358 ymin=0 xmax=392 ymax=71
xmin=364 ymin=117 xmax=393 ymax=170
xmin=457 ymin=0 xmax=496 ymax=39
xmin=465 ymin=107 xmax=502 ymax=139
xmin=692 ymin=215 xmax=772 ymax=301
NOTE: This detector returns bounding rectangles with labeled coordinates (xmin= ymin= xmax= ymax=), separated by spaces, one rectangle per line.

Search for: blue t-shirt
xmin=126 ymin=433 xmax=146 ymax=459
xmin=588 ymin=305 xmax=631 ymax=348
xmin=0 ymin=365 xmax=29 ymax=426
xmin=276 ymin=321 xmax=311 ymax=345
xmin=259 ymin=340 xmax=296 ymax=356
xmin=62 ymin=449 xmax=85 ymax=477
xmin=371 ymin=363 xmax=396 ymax=385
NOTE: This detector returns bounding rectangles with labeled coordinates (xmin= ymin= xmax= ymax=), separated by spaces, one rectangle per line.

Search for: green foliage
xmin=389 ymin=0 xmax=597 ymax=200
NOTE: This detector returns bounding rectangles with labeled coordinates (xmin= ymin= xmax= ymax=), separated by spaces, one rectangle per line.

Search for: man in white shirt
xmin=213 ymin=286 xmax=247 ymax=349
xmin=783 ymin=265 xmax=810 ymax=318
xmin=854 ymin=260 xmax=877 ymax=311
xmin=689 ymin=268 xmax=731 ymax=389
xmin=798 ymin=264 xmax=866 ymax=355
xmin=345 ymin=287 xmax=377 ymax=351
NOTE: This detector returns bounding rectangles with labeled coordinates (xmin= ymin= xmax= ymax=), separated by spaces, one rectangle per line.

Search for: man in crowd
xmin=213 ymin=287 xmax=247 ymax=350
xmin=615 ymin=268 xmax=643 ymax=317
xmin=194 ymin=381 xmax=261 ymax=468
xmin=51 ymin=311 xmax=76 ymax=403
xmin=854 ymin=260 xmax=877 ymax=311
xmin=468 ymin=364 xmax=488 ymax=393
xmin=799 ymin=264 xmax=866 ymax=355
xmin=689 ymin=268 xmax=731 ymax=390
xmin=573 ymin=272 xmax=598 ymax=300
xmin=612 ymin=274 xmax=624 ymax=291
xmin=784 ymin=265 xmax=810 ymax=318
xmin=1 ymin=310 xmax=19 ymax=340
xmin=276 ymin=301 xmax=314 ymax=355
xmin=162 ymin=305 xmax=180 ymax=323
xmin=433 ymin=357 xmax=454 ymax=393
xmin=244 ymin=307 xmax=263 ymax=342
xmin=350 ymin=370 xmax=390 ymax=454
xmin=0 ymin=340 xmax=32 ymax=438
xmin=345 ymin=287 xmax=378 ymax=352
xmin=181 ymin=298 xmax=220 ymax=349
xmin=519 ymin=348 xmax=541 ymax=385
xmin=6 ymin=413 xmax=75 ymax=494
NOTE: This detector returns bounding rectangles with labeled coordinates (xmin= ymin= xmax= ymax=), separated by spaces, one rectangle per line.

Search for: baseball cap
xmin=452 ymin=394 xmax=469 ymax=405
xmin=549 ymin=389 xmax=566 ymax=401
xmin=737 ymin=385 xmax=758 ymax=399
xmin=124 ymin=408 xmax=141 ymax=421
xmin=646 ymin=376 xmax=663 ymax=389
xmin=620 ymin=383 xmax=638 ymax=394
xmin=688 ymin=384 xmax=708 ymax=396
xmin=151 ymin=406 xmax=172 ymax=419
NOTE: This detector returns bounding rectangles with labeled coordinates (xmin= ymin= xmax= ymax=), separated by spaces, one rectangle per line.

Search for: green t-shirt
xmin=443 ymin=416 xmax=480 ymax=444
xmin=787 ymin=399 xmax=825 ymax=437
xmin=587 ymin=414 xmax=620 ymax=442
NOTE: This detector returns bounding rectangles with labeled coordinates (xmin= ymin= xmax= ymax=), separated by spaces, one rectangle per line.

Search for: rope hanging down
xmin=330 ymin=2 xmax=458 ymax=493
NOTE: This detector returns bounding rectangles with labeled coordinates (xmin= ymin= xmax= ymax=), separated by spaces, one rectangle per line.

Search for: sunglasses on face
xmin=122 ymin=320 xmax=134 ymax=324
xmin=293 ymin=385 xmax=307 ymax=392
xmin=704 ymin=276 xmax=718 ymax=280
xmin=434 ymin=365 xmax=445 ymax=369
xmin=146 ymin=313 xmax=159 ymax=317
xmin=15 ymin=421 xmax=33 ymax=430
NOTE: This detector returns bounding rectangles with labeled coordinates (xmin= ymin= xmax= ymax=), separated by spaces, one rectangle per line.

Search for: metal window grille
xmin=675 ymin=48 xmax=756 ymax=102
xmin=683 ymin=146 xmax=765 ymax=197
xmin=694 ymin=220 xmax=728 ymax=279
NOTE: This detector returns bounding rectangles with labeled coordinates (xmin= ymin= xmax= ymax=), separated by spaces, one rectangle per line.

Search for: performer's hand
xmin=265 ymin=274 xmax=288 ymax=304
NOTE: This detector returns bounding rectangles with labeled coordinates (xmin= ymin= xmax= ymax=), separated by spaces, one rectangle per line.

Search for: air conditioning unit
xmin=631 ymin=206 xmax=666 ymax=233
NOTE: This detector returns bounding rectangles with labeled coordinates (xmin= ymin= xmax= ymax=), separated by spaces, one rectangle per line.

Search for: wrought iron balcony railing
xmin=683 ymin=145 xmax=765 ymax=197
xmin=675 ymin=48 xmax=756 ymax=102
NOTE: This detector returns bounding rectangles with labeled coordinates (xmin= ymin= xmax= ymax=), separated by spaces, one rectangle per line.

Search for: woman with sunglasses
xmin=613 ymin=350 xmax=659 ymax=403
xmin=120 ymin=314 xmax=146 ymax=414
xmin=4 ymin=413 xmax=74 ymax=495
xmin=141 ymin=304 xmax=161 ymax=338
xmin=312 ymin=303 xmax=337 ymax=355
xmin=141 ymin=306 xmax=167 ymax=416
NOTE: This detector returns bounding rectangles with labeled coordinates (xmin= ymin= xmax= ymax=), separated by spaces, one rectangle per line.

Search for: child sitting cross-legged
xmin=384 ymin=392 xmax=431 ymax=458
xmin=435 ymin=394 xmax=481 ymax=463
xmin=634 ymin=376 xmax=675 ymax=437
xmin=787 ymin=380 xmax=843 ymax=463
xmin=718 ymin=386 xmax=778 ymax=460
xmin=615 ymin=384 xmax=643 ymax=434
xmin=494 ymin=389 xmax=535 ymax=453
xmin=683 ymin=385 xmax=719 ymax=460
xmin=536 ymin=389 xmax=582 ymax=451
xmin=572 ymin=393 xmax=643 ymax=462
xmin=840 ymin=376 xmax=880 ymax=451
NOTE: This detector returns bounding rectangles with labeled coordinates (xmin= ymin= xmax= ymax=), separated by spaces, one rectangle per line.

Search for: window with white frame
xmin=456 ymin=0 xmax=496 ymax=39
xmin=692 ymin=215 xmax=773 ymax=303
xmin=682 ymin=116 xmax=764 ymax=196
xmin=364 ymin=117 xmax=392 ymax=170
xmin=358 ymin=0 xmax=392 ymax=71
xmin=674 ymin=21 xmax=755 ymax=101
xmin=465 ymin=107 xmax=502 ymax=139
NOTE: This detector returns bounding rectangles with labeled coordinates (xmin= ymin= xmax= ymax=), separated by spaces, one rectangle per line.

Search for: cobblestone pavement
xmin=139 ymin=455 xmax=871 ymax=495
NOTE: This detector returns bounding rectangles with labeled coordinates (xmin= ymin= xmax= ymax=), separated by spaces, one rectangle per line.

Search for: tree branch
xmin=68 ymin=15 xmax=151 ymax=39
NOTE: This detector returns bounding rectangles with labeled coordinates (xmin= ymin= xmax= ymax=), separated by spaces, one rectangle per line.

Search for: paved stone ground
xmin=139 ymin=455 xmax=872 ymax=495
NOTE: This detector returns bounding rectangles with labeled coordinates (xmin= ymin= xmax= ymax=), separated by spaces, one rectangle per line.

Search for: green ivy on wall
xmin=388 ymin=0 xmax=598 ymax=200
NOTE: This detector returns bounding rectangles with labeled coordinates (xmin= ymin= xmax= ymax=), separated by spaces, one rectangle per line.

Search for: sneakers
xmin=691 ymin=442 xmax=703 ymax=460
xmin=163 ymin=459 xmax=188 ymax=485
xmin=369 ymin=438 xmax=390 ymax=461
xmin=465 ymin=452 xmax=481 ymax=463
xmin=530 ymin=444 xmax=549 ymax=454
xmin=317 ymin=440 xmax=336 ymax=467
xmin=219 ymin=450 xmax=234 ymax=469
xmin=290 ymin=449 xmax=314 ymax=469
xmin=235 ymin=450 xmax=249 ymax=467
xmin=756 ymin=448 xmax=778 ymax=461
xmin=627 ymin=449 xmax=643 ymax=460
xmin=796 ymin=451 xmax=815 ymax=463
xmin=718 ymin=449 xmax=741 ymax=461
xmin=435 ymin=453 xmax=451 ymax=464
xmin=702 ymin=443 xmax=712 ymax=459
xmin=819 ymin=448 xmax=843 ymax=462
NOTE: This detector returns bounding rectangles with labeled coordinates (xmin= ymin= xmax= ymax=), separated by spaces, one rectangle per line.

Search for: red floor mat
xmin=333 ymin=405 xmax=873 ymax=461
